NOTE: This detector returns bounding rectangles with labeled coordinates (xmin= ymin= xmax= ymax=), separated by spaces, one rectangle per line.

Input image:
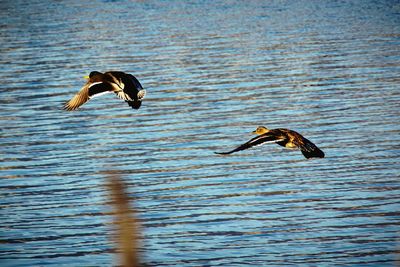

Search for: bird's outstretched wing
xmin=64 ymin=81 xmax=126 ymax=111
xmin=63 ymin=83 xmax=91 ymax=111
xmin=215 ymin=134 xmax=284 ymax=155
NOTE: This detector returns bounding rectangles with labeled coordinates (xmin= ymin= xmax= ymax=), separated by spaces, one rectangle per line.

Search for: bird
xmin=63 ymin=71 xmax=146 ymax=111
xmin=215 ymin=126 xmax=325 ymax=159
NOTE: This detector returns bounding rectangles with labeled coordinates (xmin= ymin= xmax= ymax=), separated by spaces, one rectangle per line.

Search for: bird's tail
xmin=300 ymin=140 xmax=325 ymax=159
xmin=127 ymin=100 xmax=142 ymax=109
xmin=126 ymin=89 xmax=146 ymax=109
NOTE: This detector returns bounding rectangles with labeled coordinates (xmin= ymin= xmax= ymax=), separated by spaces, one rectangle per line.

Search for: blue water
xmin=1 ymin=1 xmax=400 ymax=266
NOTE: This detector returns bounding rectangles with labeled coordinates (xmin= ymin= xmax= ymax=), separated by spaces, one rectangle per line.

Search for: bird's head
xmin=84 ymin=71 xmax=102 ymax=79
xmin=252 ymin=126 xmax=269 ymax=135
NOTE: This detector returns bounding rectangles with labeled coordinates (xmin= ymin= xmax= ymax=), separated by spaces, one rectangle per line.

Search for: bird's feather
xmin=88 ymin=82 xmax=113 ymax=98
xmin=137 ymin=89 xmax=146 ymax=100
xmin=215 ymin=134 xmax=284 ymax=155
xmin=63 ymin=83 xmax=90 ymax=111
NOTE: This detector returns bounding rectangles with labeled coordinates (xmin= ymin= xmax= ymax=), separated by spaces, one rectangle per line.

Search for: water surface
xmin=1 ymin=1 xmax=400 ymax=266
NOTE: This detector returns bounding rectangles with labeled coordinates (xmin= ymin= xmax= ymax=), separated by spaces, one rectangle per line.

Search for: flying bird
xmin=215 ymin=126 xmax=325 ymax=159
xmin=64 ymin=71 xmax=146 ymax=111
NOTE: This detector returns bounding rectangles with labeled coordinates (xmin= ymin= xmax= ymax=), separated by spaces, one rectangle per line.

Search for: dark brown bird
xmin=64 ymin=71 xmax=146 ymax=111
xmin=215 ymin=126 xmax=325 ymax=159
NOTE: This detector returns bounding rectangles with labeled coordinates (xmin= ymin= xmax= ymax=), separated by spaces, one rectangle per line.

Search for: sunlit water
xmin=1 ymin=1 xmax=400 ymax=266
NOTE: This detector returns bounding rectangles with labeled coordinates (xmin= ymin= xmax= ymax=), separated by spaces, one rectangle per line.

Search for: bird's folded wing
xmin=298 ymin=138 xmax=325 ymax=158
xmin=293 ymin=136 xmax=316 ymax=153
xmin=108 ymin=82 xmax=132 ymax=101
xmin=215 ymin=134 xmax=284 ymax=155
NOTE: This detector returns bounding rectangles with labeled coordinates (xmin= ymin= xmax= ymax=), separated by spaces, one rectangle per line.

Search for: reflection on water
xmin=1 ymin=1 xmax=400 ymax=266
xmin=104 ymin=171 xmax=141 ymax=267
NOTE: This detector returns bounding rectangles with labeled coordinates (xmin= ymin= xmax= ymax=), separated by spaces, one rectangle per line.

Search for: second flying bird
xmin=215 ymin=126 xmax=325 ymax=159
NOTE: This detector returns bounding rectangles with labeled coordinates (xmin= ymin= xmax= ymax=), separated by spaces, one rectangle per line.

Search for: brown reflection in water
xmin=104 ymin=171 xmax=142 ymax=267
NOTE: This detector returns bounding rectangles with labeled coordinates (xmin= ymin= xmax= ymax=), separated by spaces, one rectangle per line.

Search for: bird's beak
xmin=252 ymin=130 xmax=257 ymax=134
xmin=83 ymin=75 xmax=89 ymax=79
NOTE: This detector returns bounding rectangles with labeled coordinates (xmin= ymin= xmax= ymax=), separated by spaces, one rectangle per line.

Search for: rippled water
xmin=1 ymin=1 xmax=400 ymax=266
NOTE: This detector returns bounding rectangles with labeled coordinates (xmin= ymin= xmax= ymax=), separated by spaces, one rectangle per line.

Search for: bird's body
xmin=215 ymin=126 xmax=324 ymax=159
xmin=64 ymin=71 xmax=146 ymax=111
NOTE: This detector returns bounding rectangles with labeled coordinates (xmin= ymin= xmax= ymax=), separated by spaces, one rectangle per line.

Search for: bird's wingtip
xmin=214 ymin=151 xmax=230 ymax=155
xmin=301 ymin=149 xmax=325 ymax=159
xmin=62 ymin=103 xmax=75 ymax=111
